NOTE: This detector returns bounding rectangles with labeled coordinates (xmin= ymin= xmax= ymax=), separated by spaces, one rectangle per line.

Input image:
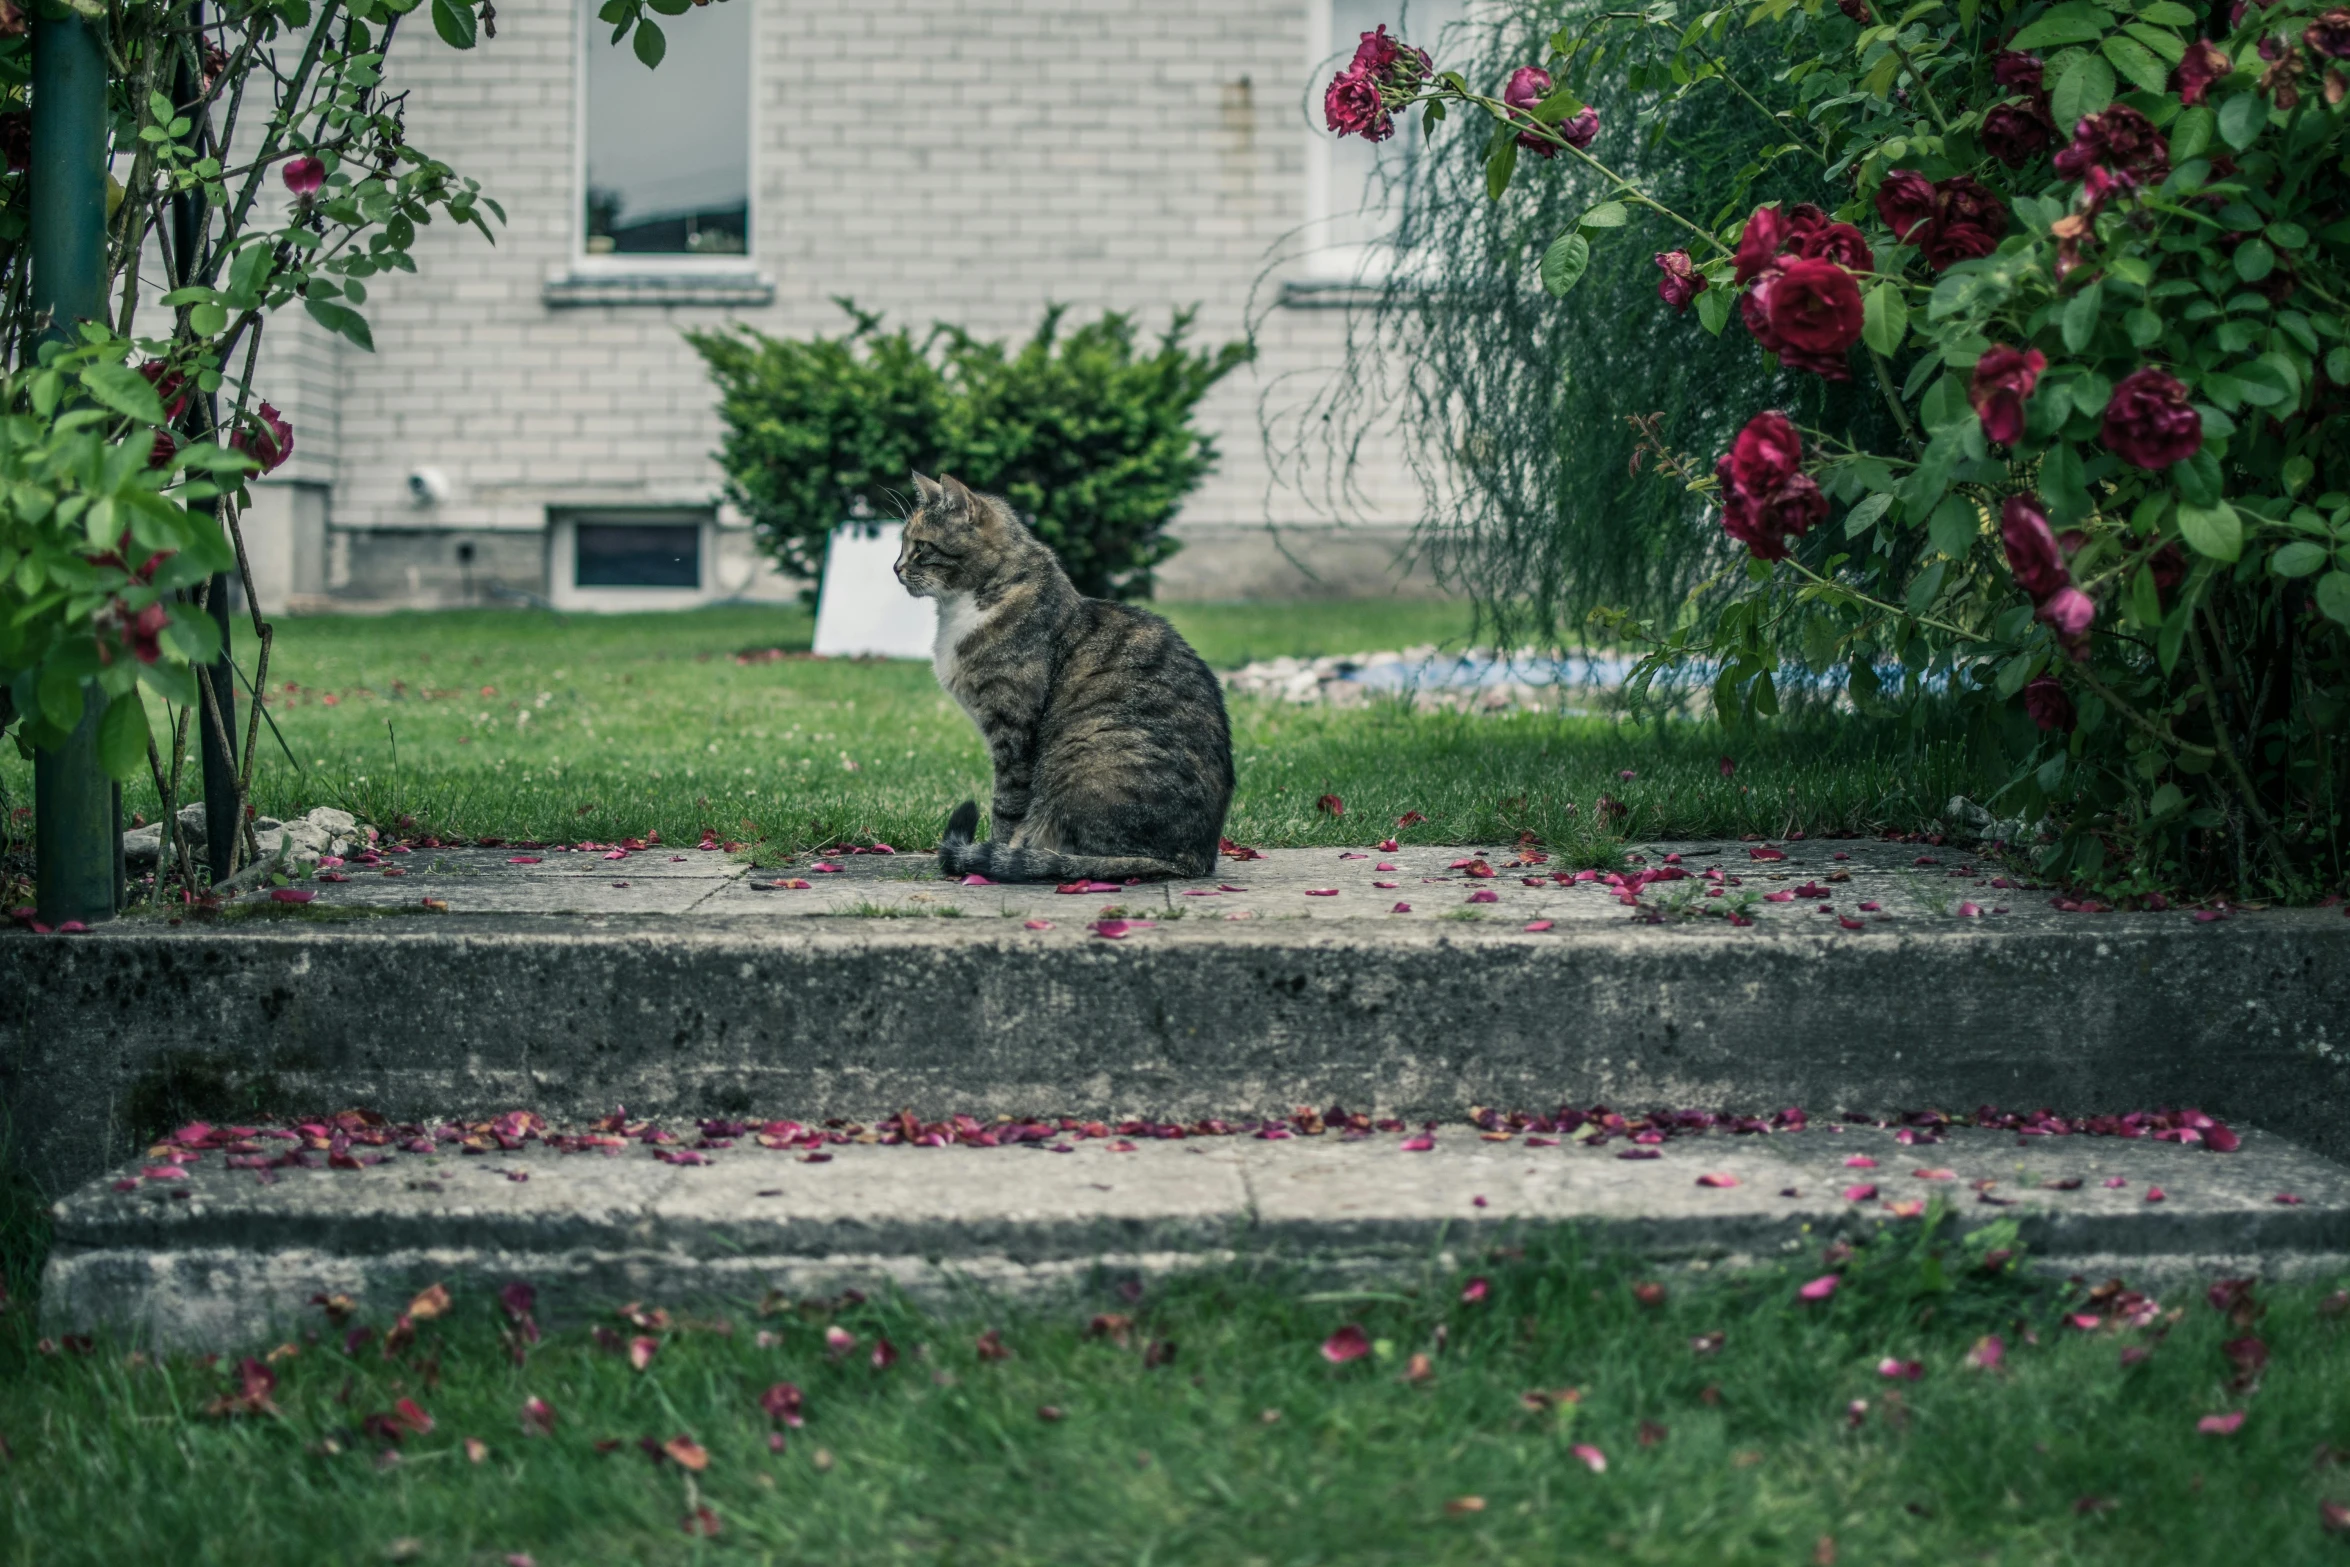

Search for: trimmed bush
xmin=690 ymin=302 xmax=1253 ymax=602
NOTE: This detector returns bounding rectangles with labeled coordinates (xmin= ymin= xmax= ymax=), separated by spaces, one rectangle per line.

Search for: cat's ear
xmin=937 ymin=474 xmax=977 ymax=517
xmin=910 ymin=472 xmax=943 ymax=505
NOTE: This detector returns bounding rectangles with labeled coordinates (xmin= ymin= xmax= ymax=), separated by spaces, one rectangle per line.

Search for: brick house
xmin=241 ymin=0 xmax=1456 ymax=614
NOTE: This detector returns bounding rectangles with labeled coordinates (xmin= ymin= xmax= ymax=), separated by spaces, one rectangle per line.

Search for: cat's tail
xmin=937 ymin=800 xmax=1196 ymax=883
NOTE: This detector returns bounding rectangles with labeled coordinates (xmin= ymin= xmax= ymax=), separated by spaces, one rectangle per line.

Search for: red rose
xmin=127 ymin=601 xmax=169 ymax=664
xmin=1715 ymin=411 xmax=1825 ymax=562
xmin=1505 ymin=67 xmax=1557 ymax=156
xmin=1874 ymin=171 xmax=1938 ymax=243
xmin=2023 ymin=674 xmax=2076 ymax=733
xmin=1789 ymin=221 xmax=1874 ymax=273
xmin=2099 ymin=368 xmax=2202 ymax=470
xmin=2001 ymin=495 xmax=2070 ymax=603
xmin=1981 ymin=104 xmax=2052 ymax=168
xmin=1920 ymin=176 xmax=2008 ymax=271
xmin=2149 ymin=541 xmax=2188 ymax=596
xmin=1653 ymin=250 xmax=1707 ymax=313
xmin=282 ymin=156 xmax=326 ymax=197
xmin=147 ymin=430 xmax=177 ymax=470
xmin=1837 ymin=0 xmax=1870 ymax=18
xmin=1969 ymin=345 xmax=2045 ymax=446
xmin=233 ymin=401 xmax=295 ymax=475
xmin=1760 ymin=257 xmax=1864 ymax=378
xmin=2306 ymin=12 xmax=2350 ymax=58
xmin=1993 ymin=51 xmax=2045 ymax=94
xmin=2053 ymin=104 xmax=2169 ymax=186
xmin=1558 ymin=107 xmax=1599 ymax=150
xmin=1351 ymin=24 xmax=1404 ymax=76
xmin=1324 ymin=69 xmax=1391 ymax=141
xmin=2174 ymin=38 xmax=2234 ymax=102
xmin=1727 ymin=409 xmax=1803 ymax=496
xmin=0 ymin=110 xmax=26 ymax=174
xmin=137 ymin=360 xmax=194 ymax=421
xmin=2036 ymin=585 xmax=2095 ymax=659
xmin=1734 ymin=204 xmax=1792 ymax=285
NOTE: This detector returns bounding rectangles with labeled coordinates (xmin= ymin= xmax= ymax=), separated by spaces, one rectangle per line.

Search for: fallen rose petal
xmin=1304 ymin=889 xmax=1339 ymax=897
xmin=682 ymin=1505 xmax=721 ymax=1537
xmin=628 ymin=1336 xmax=659 ymax=1371
xmin=1523 ymin=919 xmax=1554 ymax=932
xmin=1571 ymin=1443 xmax=1607 ymax=1473
xmin=2323 ymin=1501 xmax=2350 ymax=1533
xmin=1461 ymin=1277 xmax=1489 ymax=1304
xmin=871 ymin=1336 xmax=898 ymax=1370
xmin=507 ymin=856 xmax=541 ymax=865
xmin=2199 ymin=1411 xmax=2245 ymax=1435
xmin=2103 ymin=1177 xmax=2129 ymax=1189
xmin=960 ymin=874 xmax=992 ymax=886
xmin=1798 ymin=1275 xmax=1840 ymax=1302
xmin=1966 ymin=1334 xmax=2005 ymax=1371
xmin=662 ymin=1434 xmax=710 ymax=1471
xmin=1445 ymin=1495 xmax=1485 ymax=1515
xmin=824 ymin=1326 xmax=856 ymax=1356
xmin=1023 ymin=919 xmax=1053 ymax=930
xmin=2146 ymin=1186 xmax=2166 ymax=1202
xmin=1885 ymin=1199 xmax=1925 ymax=1219
xmin=1391 ymin=902 xmax=1413 ymax=913
xmin=523 ymin=1396 xmax=556 ymax=1435
xmin=407 ymin=1283 xmax=452 ymax=1321
xmin=760 ymin=1382 xmax=805 ymax=1427
xmin=1467 ymin=890 xmax=1499 ymax=903
xmin=1913 ymin=1168 xmax=1956 ymax=1181
xmin=2276 ymin=1193 xmax=2307 ymax=1205
xmin=1842 ymin=1183 xmax=1878 ymax=1201
xmin=268 ymin=887 xmax=316 ymax=904
xmin=1696 ymin=1173 xmax=1740 ymax=1188
xmin=141 ymin=1165 xmax=190 ymax=1181
xmin=1843 ymin=1155 xmax=1877 ymax=1169
xmin=1321 ymin=1325 xmax=1372 ymax=1364
xmin=1876 ymin=1357 xmax=1924 ymax=1381
xmin=1400 ymin=1134 xmax=1435 ymax=1152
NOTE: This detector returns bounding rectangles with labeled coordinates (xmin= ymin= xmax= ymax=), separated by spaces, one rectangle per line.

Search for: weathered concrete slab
xmin=5 ymin=842 xmax=2347 ymax=1194
xmin=42 ymin=1123 xmax=2350 ymax=1348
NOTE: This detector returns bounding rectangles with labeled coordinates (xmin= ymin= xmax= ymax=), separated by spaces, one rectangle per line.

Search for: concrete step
xmin=6 ymin=841 xmax=2348 ymax=1194
xmin=44 ymin=1118 xmax=2350 ymax=1348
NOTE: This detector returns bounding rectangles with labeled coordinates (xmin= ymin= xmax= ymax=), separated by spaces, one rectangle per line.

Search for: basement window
xmin=574 ymin=523 xmax=702 ymax=588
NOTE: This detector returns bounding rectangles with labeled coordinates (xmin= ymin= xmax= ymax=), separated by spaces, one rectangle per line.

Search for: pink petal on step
xmin=1400 ymin=1134 xmax=1435 ymax=1152
xmin=1696 ymin=1173 xmax=1740 ymax=1188
xmin=1304 ymin=889 xmax=1339 ymax=897
xmin=1523 ymin=920 xmax=1554 ymax=932
xmin=1467 ymin=890 xmax=1499 ymax=904
xmin=1022 ymin=919 xmax=1052 ymax=930
xmin=2145 ymin=1186 xmax=2166 ymax=1202
xmin=269 ymin=888 xmax=315 ymax=903
xmin=1843 ymin=1155 xmax=1878 ymax=1169
xmin=1391 ymin=903 xmax=1413 ymax=913
xmin=2103 ymin=1177 xmax=2128 ymax=1189
xmin=1842 ymin=1184 xmax=1878 ymax=1201
xmin=507 ymin=857 xmax=541 ymax=865
xmin=960 ymin=874 xmax=993 ymax=886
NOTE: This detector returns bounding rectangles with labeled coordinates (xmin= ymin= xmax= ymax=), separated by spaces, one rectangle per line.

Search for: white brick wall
xmin=287 ymin=0 xmax=1430 ymax=597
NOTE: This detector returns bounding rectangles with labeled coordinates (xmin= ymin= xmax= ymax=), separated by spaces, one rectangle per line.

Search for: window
xmin=574 ymin=523 xmax=702 ymax=588
xmin=1304 ymin=0 xmax=1466 ymax=283
xmin=581 ymin=0 xmax=751 ymax=257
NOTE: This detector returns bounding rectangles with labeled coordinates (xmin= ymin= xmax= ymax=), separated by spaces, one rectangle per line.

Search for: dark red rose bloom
xmin=2053 ymin=104 xmax=2169 ymax=186
xmin=1715 ymin=410 xmax=1824 ymax=562
xmin=1981 ymin=103 xmax=2053 ymax=168
xmin=2001 ymin=495 xmax=2070 ymax=603
xmin=282 ymin=156 xmax=326 ymax=197
xmin=1325 ymin=69 xmax=1391 ymax=141
xmin=147 ymin=430 xmax=177 ymax=469
xmin=1352 ymin=24 xmax=1404 ymax=75
xmin=1993 ymin=51 xmax=2044 ymax=93
xmin=137 ymin=360 xmax=194 ymax=421
xmin=2023 ymin=674 xmax=2076 ymax=733
xmin=1734 ymin=204 xmax=1792 ymax=285
xmin=1727 ymin=408 xmax=1803 ymax=497
xmin=2308 ymin=11 xmax=2350 ymax=57
xmin=2149 ymin=541 xmax=2188 ymax=595
xmin=127 ymin=601 xmax=169 ymax=665
xmin=1505 ymin=67 xmax=1557 ymax=156
xmin=0 ymin=110 xmax=26 ymax=174
xmin=2037 ymin=585 xmax=2095 ymax=659
xmin=233 ymin=401 xmax=295 ymax=475
xmin=2100 ymin=367 xmax=2202 ymax=470
xmin=1916 ymin=176 xmax=2009 ymax=270
xmin=2174 ymin=38 xmax=2234 ymax=102
xmin=1759 ymin=257 xmax=1864 ymax=378
xmin=1969 ymin=345 xmax=2046 ymax=446
xmin=1789 ymin=220 xmax=1874 ymax=272
xmin=1558 ymin=106 xmax=1599 ymax=149
xmin=1653 ymin=250 xmax=1707 ymax=313
xmin=1874 ymin=171 xmax=1938 ymax=242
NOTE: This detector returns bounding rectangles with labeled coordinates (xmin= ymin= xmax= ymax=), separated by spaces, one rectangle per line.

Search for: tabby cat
xmin=894 ymin=472 xmax=1233 ymax=881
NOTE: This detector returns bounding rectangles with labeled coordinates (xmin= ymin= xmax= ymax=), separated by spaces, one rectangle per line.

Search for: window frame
xmin=570 ymin=0 xmax=759 ymax=275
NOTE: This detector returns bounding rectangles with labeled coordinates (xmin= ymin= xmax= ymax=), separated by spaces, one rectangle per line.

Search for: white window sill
xmin=542 ymin=268 xmax=775 ymax=309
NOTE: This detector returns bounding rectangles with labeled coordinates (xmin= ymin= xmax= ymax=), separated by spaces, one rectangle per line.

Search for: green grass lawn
xmin=2 ymin=601 xmax=1991 ymax=864
xmin=3 ymin=1213 xmax=2344 ymax=1566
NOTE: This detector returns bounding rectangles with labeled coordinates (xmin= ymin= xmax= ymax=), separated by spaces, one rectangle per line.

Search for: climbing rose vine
xmin=1327 ymin=0 xmax=2350 ymax=896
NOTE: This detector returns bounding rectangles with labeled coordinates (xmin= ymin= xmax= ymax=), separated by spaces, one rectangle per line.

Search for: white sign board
xmin=811 ymin=522 xmax=937 ymax=660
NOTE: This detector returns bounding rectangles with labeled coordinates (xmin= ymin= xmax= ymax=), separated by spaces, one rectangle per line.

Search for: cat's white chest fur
xmin=932 ymin=592 xmax=988 ymax=691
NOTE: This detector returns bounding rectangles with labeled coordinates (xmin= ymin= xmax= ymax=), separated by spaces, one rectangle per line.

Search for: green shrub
xmin=690 ymin=302 xmax=1254 ymax=602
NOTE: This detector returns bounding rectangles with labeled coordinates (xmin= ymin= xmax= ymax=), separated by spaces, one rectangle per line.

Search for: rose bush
xmin=1326 ymin=1 xmax=2350 ymax=896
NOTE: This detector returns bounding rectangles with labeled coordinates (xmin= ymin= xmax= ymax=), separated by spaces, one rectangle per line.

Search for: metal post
xmin=30 ymin=6 xmax=118 ymax=925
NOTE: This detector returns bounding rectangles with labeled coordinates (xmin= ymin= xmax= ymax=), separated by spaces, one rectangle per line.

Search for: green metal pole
xmin=30 ymin=5 xmax=118 ymax=926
